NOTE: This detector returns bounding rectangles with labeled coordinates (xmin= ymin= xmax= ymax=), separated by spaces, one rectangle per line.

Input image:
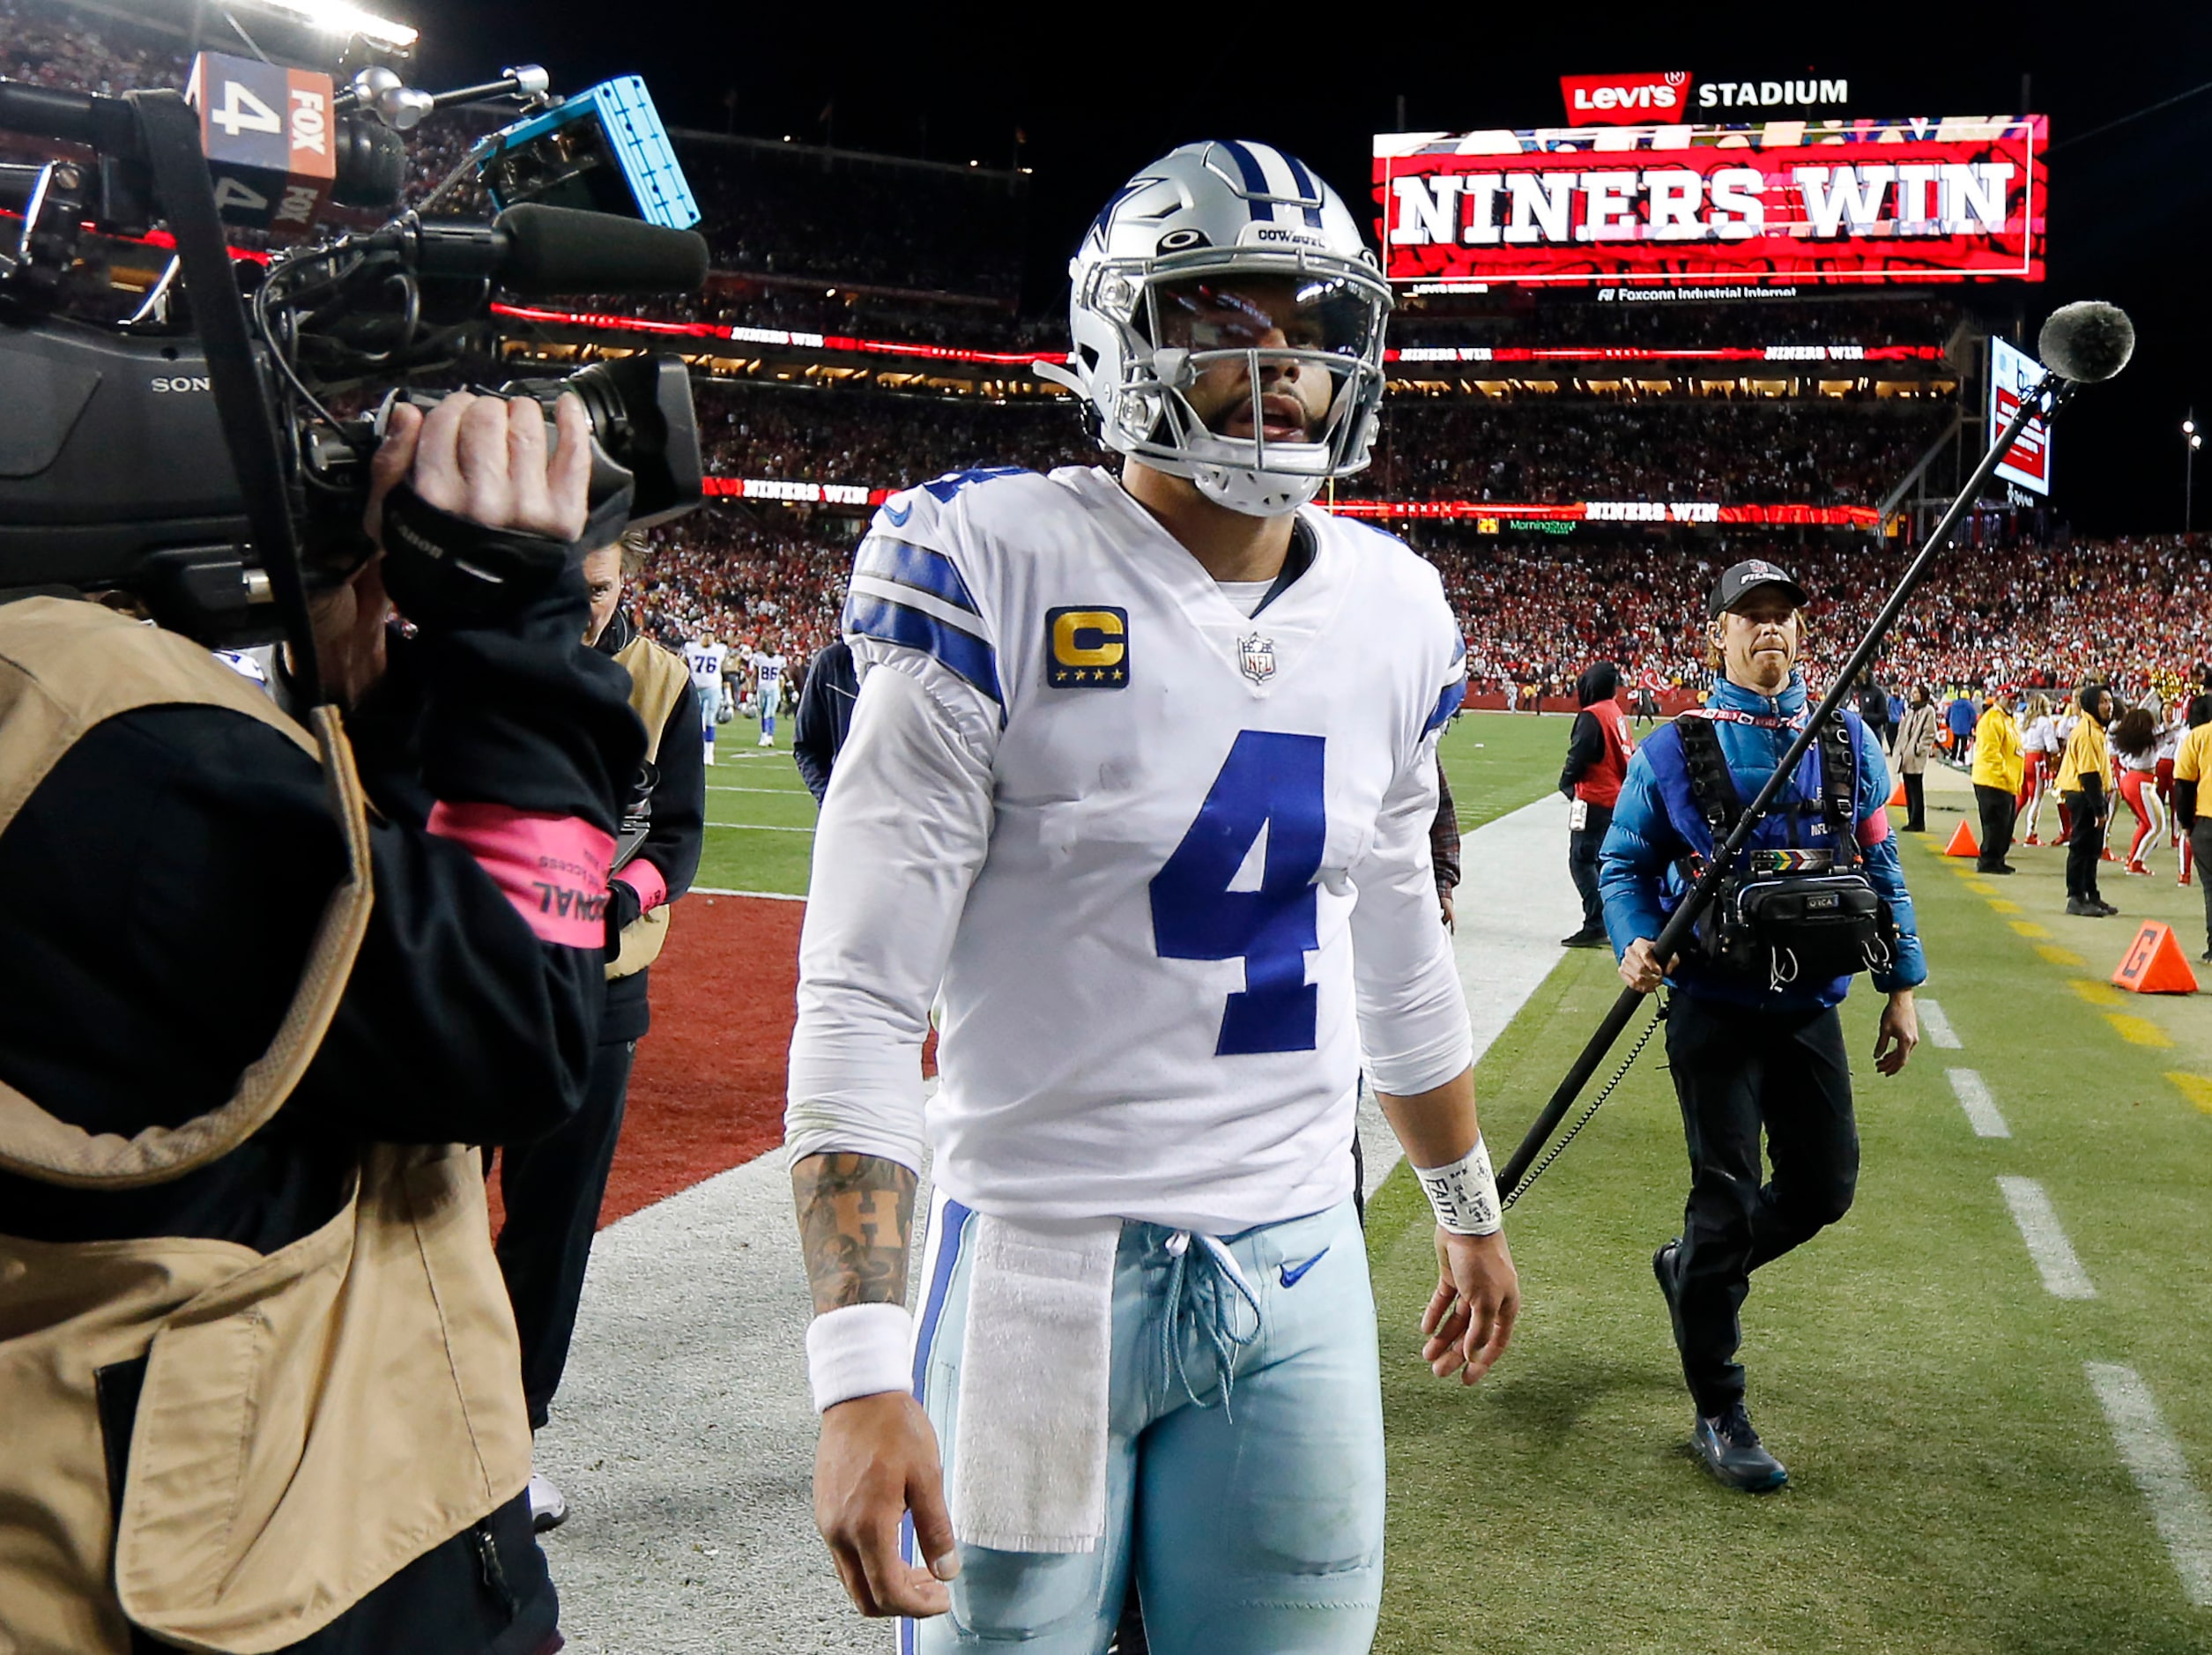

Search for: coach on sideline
xmin=493 ymin=528 xmax=705 ymax=1532
xmin=0 ymin=393 xmax=639 ymax=1655
xmin=1601 ymin=559 xmax=1925 ymax=1495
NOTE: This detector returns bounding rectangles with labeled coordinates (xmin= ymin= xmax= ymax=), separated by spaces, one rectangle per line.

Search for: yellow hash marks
xmin=2167 ymin=1072 xmax=2212 ymax=1115
xmin=2071 ymin=979 xmax=2127 ymax=1007
xmin=1987 ymin=899 xmax=2023 ymax=915
xmin=1965 ymin=879 xmax=1997 ymax=894
xmin=2036 ymin=944 xmax=2087 ymax=968
xmin=2106 ymin=1013 xmax=2175 ymax=1049
xmin=2011 ymin=921 xmax=2052 ymax=939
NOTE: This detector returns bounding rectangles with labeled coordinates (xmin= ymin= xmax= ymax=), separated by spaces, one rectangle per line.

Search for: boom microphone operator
xmin=1495 ymin=301 xmax=2135 ymax=1208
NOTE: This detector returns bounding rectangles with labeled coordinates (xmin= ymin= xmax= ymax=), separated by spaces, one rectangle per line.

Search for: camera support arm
xmin=1495 ymin=370 xmax=2071 ymax=1204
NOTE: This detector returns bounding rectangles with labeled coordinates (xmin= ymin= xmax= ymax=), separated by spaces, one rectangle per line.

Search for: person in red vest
xmin=1559 ymin=659 xmax=1636 ymax=947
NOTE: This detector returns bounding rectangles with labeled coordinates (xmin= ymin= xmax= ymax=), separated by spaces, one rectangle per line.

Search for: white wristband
xmin=1414 ymin=1136 xmax=1503 ymax=1236
xmin=805 ymin=1302 xmax=915 ymax=1413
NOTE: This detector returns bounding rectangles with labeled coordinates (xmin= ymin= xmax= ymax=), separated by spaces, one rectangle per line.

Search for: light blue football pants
xmin=902 ymin=1194 xmax=1384 ymax=1654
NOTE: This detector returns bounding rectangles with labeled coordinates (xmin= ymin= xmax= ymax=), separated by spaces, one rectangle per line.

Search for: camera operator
xmin=1600 ymin=560 xmax=1925 ymax=1495
xmin=492 ymin=527 xmax=704 ymax=1533
xmin=0 ymin=391 xmax=642 ymax=1655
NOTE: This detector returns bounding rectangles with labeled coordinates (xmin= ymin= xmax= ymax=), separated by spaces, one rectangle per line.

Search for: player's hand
xmin=1440 ymin=890 xmax=1457 ymax=932
xmin=814 ymin=1391 xmax=958 ymax=1619
xmin=1420 ymin=1228 xmax=1518 ymax=1384
xmin=1618 ymin=936 xmax=1673 ymax=994
xmin=366 ymin=391 xmax=592 ymax=550
xmin=1874 ymin=990 xmax=1919 ymax=1076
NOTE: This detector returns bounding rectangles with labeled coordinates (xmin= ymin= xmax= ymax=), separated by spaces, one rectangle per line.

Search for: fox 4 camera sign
xmin=1989 ymin=335 xmax=2052 ymax=496
xmin=184 ymin=51 xmax=338 ymax=241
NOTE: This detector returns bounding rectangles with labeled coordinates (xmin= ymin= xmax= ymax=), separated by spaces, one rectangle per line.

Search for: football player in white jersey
xmin=785 ymin=141 xmax=1518 ymax=1655
xmin=682 ymin=635 xmax=728 ymax=765
xmin=753 ymin=637 xmax=789 ymax=747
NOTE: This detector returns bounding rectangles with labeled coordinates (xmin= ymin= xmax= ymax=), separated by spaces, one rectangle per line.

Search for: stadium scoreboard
xmin=1375 ymin=115 xmax=2046 ymax=288
xmin=1988 ymin=336 xmax=2052 ymax=497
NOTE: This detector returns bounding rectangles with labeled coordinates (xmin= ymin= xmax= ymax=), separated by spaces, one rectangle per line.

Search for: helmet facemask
xmin=1075 ymin=251 xmax=1392 ymax=516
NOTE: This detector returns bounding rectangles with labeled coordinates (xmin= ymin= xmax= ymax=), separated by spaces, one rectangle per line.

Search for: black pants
xmin=496 ymin=1038 xmax=636 ymax=1431
xmin=1567 ymin=801 xmax=1614 ymax=932
xmin=1901 ymin=771 xmax=1926 ymax=833
xmin=1974 ymin=783 xmax=2017 ymax=871
xmin=2194 ymin=820 xmax=2212 ymax=954
xmin=2064 ymin=791 xmax=2107 ymax=903
xmin=1663 ymin=995 xmax=1858 ymax=1416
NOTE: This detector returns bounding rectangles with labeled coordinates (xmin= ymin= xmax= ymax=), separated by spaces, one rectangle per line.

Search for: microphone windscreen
xmin=494 ymin=204 xmax=710 ymax=296
xmin=2038 ymin=301 xmax=2134 ymax=384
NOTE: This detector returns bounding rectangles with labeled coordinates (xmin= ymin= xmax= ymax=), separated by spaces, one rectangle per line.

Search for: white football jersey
xmin=752 ymin=650 xmax=788 ymax=703
xmin=683 ymin=642 xmax=728 ymax=709
xmin=787 ymin=466 xmax=1472 ymax=1233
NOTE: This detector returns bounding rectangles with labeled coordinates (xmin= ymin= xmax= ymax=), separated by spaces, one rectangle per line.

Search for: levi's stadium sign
xmin=1375 ymin=115 xmax=2046 ymax=287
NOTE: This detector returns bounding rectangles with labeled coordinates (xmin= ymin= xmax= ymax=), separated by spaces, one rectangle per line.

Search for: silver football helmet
xmin=1038 ymin=140 xmax=1393 ymax=517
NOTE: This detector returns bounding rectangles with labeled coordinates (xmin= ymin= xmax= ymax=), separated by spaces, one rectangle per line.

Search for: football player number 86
xmin=1149 ymin=731 xmax=1325 ymax=1055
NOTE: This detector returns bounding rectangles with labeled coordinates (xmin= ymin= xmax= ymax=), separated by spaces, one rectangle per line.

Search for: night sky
xmin=415 ymin=4 xmax=2212 ymax=537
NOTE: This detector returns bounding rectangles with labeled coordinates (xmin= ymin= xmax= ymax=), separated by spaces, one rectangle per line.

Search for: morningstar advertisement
xmin=1374 ymin=115 xmax=2047 ymax=287
xmin=1988 ymin=335 xmax=2052 ymax=496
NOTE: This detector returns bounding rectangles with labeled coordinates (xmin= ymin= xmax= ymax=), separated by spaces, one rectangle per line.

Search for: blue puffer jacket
xmin=1598 ymin=672 xmax=1926 ymax=1010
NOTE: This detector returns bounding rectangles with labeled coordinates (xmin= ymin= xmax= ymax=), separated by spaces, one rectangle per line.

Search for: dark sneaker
xmin=2066 ymin=898 xmax=2105 ymax=917
xmin=1691 ymin=1402 xmax=1788 ymax=1493
xmin=2095 ymin=901 xmax=2121 ymax=917
xmin=1561 ymin=926 xmax=1608 ymax=949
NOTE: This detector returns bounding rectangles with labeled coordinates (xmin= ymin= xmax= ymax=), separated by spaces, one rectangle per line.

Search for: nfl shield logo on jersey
xmin=1238 ymin=633 xmax=1276 ymax=685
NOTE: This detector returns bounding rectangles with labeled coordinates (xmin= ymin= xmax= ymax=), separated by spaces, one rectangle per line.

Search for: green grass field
xmin=1367 ymin=770 xmax=2212 ymax=1653
xmin=693 ymin=708 xmax=1587 ymax=897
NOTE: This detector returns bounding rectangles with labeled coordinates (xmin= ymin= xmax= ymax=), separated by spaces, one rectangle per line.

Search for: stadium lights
xmin=231 ymin=0 xmax=418 ymax=49
xmin=2188 ymin=411 xmax=2201 ymax=533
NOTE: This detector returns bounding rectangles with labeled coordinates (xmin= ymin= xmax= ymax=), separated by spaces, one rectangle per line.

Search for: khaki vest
xmin=0 ymin=598 xmax=531 ymax=1655
xmin=606 ymin=630 xmax=689 ymax=982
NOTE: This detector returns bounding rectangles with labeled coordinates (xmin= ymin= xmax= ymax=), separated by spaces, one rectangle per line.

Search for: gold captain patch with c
xmin=1045 ymin=606 xmax=1129 ymax=688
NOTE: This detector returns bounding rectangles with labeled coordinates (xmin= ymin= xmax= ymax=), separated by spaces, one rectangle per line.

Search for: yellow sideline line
xmin=2037 ymin=944 xmax=2088 ymax=968
xmin=1988 ymin=899 xmax=2023 ymax=915
xmin=2012 ymin=921 xmax=2053 ymax=939
xmin=1965 ymin=879 xmax=1997 ymax=894
xmin=2166 ymin=1072 xmax=2212 ymax=1115
xmin=2071 ymin=979 xmax=2127 ymax=1007
xmin=2106 ymin=1013 xmax=2175 ymax=1049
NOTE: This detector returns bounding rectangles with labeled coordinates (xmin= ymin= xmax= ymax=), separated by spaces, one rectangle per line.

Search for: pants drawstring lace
xmin=1158 ymin=1230 xmax=1262 ymax=1419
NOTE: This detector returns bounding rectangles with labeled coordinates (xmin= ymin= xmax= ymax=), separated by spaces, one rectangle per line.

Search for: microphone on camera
xmin=379 ymin=204 xmax=710 ymax=296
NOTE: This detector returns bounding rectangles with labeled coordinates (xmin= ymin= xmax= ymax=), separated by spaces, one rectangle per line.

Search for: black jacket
xmin=793 ymin=639 xmax=858 ymax=805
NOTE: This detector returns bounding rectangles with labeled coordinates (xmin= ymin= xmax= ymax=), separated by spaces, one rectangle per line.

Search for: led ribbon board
xmin=1375 ymin=115 xmax=2046 ymax=286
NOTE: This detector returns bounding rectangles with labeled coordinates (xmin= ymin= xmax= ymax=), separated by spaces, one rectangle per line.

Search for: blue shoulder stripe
xmin=1424 ymin=678 xmax=1466 ymax=736
xmin=854 ymin=537 xmax=981 ymax=616
xmin=842 ymin=590 xmax=1002 ymax=707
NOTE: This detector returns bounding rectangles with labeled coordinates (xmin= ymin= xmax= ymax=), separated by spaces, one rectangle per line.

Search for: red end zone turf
xmin=604 ymin=894 xmax=805 ymax=1224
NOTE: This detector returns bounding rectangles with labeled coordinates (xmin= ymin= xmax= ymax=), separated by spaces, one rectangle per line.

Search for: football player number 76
xmin=1149 ymin=731 xmax=1326 ymax=1056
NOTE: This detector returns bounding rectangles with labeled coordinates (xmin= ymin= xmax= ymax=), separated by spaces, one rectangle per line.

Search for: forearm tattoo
xmin=792 ymin=1153 xmax=917 ymax=1313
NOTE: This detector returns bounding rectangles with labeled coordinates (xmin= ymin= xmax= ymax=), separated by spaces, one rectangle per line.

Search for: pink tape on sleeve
xmin=1858 ymin=805 xmax=1892 ymax=848
xmin=615 ymin=858 xmax=668 ymax=914
xmin=427 ymin=801 xmax=615 ymax=947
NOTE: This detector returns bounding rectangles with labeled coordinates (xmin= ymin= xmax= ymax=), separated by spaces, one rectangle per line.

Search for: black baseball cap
xmin=1708 ymin=558 xmax=1810 ymax=619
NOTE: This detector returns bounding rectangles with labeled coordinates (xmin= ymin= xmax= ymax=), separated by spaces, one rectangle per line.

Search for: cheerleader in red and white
xmin=2018 ymin=692 xmax=2058 ymax=844
xmin=2111 ymin=707 xmax=2164 ymax=875
xmin=2156 ymin=698 xmax=2185 ymax=849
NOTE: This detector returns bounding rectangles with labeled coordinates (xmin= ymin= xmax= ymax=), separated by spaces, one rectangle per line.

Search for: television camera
xmin=0 ymin=54 xmax=710 ymax=657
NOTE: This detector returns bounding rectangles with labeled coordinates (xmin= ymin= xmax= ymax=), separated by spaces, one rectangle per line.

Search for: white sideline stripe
xmin=1948 ymin=1068 xmax=2010 ymax=1138
xmin=691 ymin=886 xmax=805 ymax=902
xmin=706 ymin=821 xmax=815 ymax=834
xmin=706 ymin=784 xmax=810 ymax=794
xmin=2086 ymin=1362 xmax=2212 ymax=1607
xmin=1919 ymin=997 xmax=1962 ymax=1049
xmin=1997 ymin=1176 xmax=2095 ymax=1299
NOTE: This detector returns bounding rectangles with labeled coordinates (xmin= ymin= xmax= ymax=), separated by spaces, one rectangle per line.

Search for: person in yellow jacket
xmin=1971 ymin=686 xmax=2025 ymax=874
xmin=2057 ymin=683 xmax=2116 ymax=917
xmin=2173 ymin=694 xmax=2212 ymax=956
